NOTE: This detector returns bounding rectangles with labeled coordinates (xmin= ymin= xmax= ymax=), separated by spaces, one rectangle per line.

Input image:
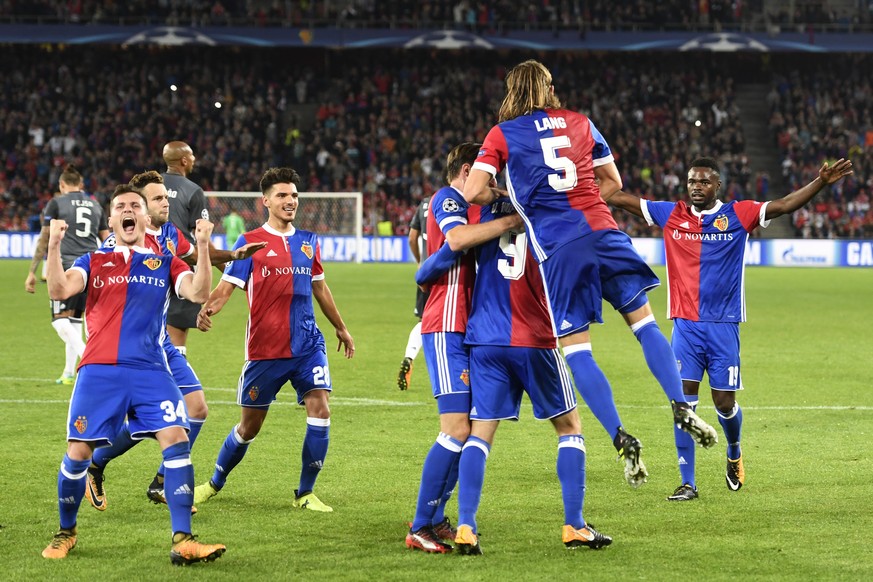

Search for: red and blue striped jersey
xmin=71 ymin=247 xmax=192 ymax=369
xmin=465 ymin=199 xmax=556 ymax=349
xmin=222 ymin=224 xmax=326 ymax=361
xmin=101 ymin=223 xmax=193 ymax=259
xmin=421 ymin=185 xmax=482 ymax=334
xmin=474 ymin=109 xmax=618 ymax=262
xmin=642 ymin=199 xmax=770 ymax=322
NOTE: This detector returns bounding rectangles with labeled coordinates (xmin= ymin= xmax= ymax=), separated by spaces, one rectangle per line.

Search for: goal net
xmin=206 ymin=191 xmax=363 ymax=263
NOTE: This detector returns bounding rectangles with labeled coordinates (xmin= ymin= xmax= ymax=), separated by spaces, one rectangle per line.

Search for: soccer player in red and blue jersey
xmin=84 ymin=171 xmax=265 ymax=512
xmin=42 ymin=185 xmax=225 ymax=565
xmin=420 ymin=198 xmax=613 ymax=552
xmin=464 ymin=60 xmax=720 ymax=487
xmin=406 ymin=143 xmax=522 ymax=554
xmin=193 ymin=167 xmax=354 ymax=513
xmin=608 ymin=156 xmax=853 ymax=500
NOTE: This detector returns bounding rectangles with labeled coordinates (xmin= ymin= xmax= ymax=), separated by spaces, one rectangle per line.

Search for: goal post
xmin=206 ymin=191 xmax=363 ymax=263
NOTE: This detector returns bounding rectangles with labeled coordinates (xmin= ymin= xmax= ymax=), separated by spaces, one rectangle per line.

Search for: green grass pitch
xmin=1 ymin=259 xmax=871 ymax=580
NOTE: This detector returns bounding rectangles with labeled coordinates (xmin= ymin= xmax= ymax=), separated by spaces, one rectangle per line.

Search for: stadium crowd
xmin=0 ymin=45 xmax=869 ymax=239
xmin=767 ymin=55 xmax=873 ymax=238
xmin=0 ymin=0 xmax=867 ymax=30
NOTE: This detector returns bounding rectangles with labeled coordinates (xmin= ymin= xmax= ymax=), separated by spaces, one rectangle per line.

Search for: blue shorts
xmin=67 ymin=364 xmax=189 ymax=445
xmin=237 ymin=349 xmax=332 ymax=408
xmin=166 ymin=344 xmax=203 ymax=396
xmin=539 ymin=230 xmax=660 ymax=337
xmin=422 ymin=331 xmax=471 ymax=398
xmin=671 ymin=319 xmax=743 ymax=391
xmin=469 ymin=345 xmax=576 ymax=421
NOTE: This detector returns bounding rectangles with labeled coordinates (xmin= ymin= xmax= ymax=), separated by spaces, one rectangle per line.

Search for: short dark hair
xmin=60 ymin=164 xmax=84 ymax=186
xmin=111 ymin=184 xmax=147 ymax=204
xmin=689 ymin=157 xmax=720 ymax=175
xmin=129 ymin=170 xmax=164 ymax=189
xmin=260 ymin=167 xmax=301 ymax=195
xmin=445 ymin=142 xmax=482 ymax=183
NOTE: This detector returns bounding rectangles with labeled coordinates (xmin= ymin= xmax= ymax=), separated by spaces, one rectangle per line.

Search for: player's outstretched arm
xmin=179 ymin=218 xmax=214 ymax=304
xmin=183 ymin=240 xmax=267 ymax=267
xmin=594 ymin=161 xmax=623 ymax=202
xmin=765 ymin=158 xmax=853 ymax=220
xmin=445 ymin=214 xmax=523 ymax=252
xmin=197 ymin=280 xmax=236 ymax=331
xmin=46 ymin=220 xmax=85 ymax=300
xmin=605 ymin=190 xmax=645 ymax=219
xmin=25 ymin=226 xmax=50 ymax=293
xmin=312 ymin=280 xmax=355 ymax=359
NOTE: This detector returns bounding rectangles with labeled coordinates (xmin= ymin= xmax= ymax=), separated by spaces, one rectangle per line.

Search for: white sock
xmin=404 ymin=321 xmax=422 ymax=360
xmin=52 ymin=319 xmax=85 ymax=375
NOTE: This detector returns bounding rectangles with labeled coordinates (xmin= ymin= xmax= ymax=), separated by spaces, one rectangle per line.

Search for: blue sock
xmin=717 ymin=403 xmax=743 ymax=460
xmin=157 ymin=417 xmax=205 ymax=478
xmin=411 ymin=432 xmax=463 ymax=531
xmin=433 ymin=453 xmax=459 ymax=525
xmin=57 ymin=455 xmax=90 ymax=530
xmin=162 ymin=441 xmax=193 ymax=535
xmin=299 ymin=418 xmax=330 ymax=494
xmin=91 ymin=423 xmax=137 ymax=469
xmin=564 ymin=345 xmax=623 ymax=440
xmin=457 ymin=436 xmax=490 ymax=532
xmin=674 ymin=399 xmax=698 ymax=487
xmin=631 ymin=317 xmax=686 ymax=403
xmin=557 ymin=435 xmax=586 ymax=529
xmin=211 ymin=425 xmax=253 ymax=490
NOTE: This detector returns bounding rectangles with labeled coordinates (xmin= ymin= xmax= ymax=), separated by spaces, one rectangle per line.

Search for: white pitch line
xmin=3 ymin=378 xmax=872 ymax=411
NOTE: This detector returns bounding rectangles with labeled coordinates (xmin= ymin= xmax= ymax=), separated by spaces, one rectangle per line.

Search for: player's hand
xmin=505 ymin=213 xmax=525 ymax=230
xmin=194 ymin=219 xmax=214 ymax=244
xmin=336 ymin=328 xmax=355 ymax=359
xmin=197 ymin=307 xmax=214 ymax=332
xmin=49 ymin=219 xmax=68 ymax=245
xmin=25 ymin=272 xmax=37 ymax=293
xmin=819 ymin=158 xmax=853 ymax=185
xmin=231 ymin=241 xmax=267 ymax=261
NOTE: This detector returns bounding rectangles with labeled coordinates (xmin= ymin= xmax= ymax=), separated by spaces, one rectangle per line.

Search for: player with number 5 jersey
xmin=464 ymin=60 xmax=719 ymax=489
xmin=193 ymin=167 xmax=355 ymax=513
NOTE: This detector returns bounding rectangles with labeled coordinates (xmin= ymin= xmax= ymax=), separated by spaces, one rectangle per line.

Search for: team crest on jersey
xmin=442 ymin=198 xmax=460 ymax=213
xmin=74 ymin=416 xmax=88 ymax=434
xmin=248 ymin=386 xmax=260 ymax=401
xmin=143 ymin=257 xmax=163 ymax=270
xmin=713 ymin=214 xmax=729 ymax=232
xmin=166 ymin=238 xmax=177 ymax=255
xmin=460 ymin=369 xmax=470 ymax=386
xmin=301 ymin=242 xmax=313 ymax=260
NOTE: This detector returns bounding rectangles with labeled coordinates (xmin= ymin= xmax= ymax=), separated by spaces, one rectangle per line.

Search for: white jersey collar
xmin=690 ymin=199 xmax=724 ymax=218
xmin=262 ymin=223 xmax=296 ymax=237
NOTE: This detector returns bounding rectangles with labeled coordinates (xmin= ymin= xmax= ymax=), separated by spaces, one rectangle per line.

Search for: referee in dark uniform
xmin=161 ymin=141 xmax=208 ymax=357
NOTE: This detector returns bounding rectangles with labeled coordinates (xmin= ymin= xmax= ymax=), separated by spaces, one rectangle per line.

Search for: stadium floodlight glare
xmin=170 ymin=84 xmax=178 ymax=91
xmin=695 ymin=119 xmax=702 ymax=127
xmin=214 ymin=101 xmax=222 ymax=109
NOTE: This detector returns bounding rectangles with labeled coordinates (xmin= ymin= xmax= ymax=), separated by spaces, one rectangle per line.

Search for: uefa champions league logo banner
xmin=0 ymin=25 xmax=871 ymax=52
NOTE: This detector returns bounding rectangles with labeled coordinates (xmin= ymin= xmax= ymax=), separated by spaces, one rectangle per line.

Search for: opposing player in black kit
xmin=161 ymin=140 xmax=209 ymax=357
xmin=25 ymin=165 xmax=108 ymax=384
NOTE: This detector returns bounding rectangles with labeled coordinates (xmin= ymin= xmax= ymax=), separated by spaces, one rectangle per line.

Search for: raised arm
xmin=183 ymin=240 xmax=267 ymax=267
xmin=312 ymin=279 xmax=355 ymax=359
xmin=177 ymin=218 xmax=213 ymax=304
xmin=46 ymin=220 xmax=86 ymax=300
xmin=25 ymin=225 xmax=51 ymax=293
xmin=605 ymin=190 xmax=645 ymax=219
xmin=764 ymin=158 xmax=853 ymax=220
